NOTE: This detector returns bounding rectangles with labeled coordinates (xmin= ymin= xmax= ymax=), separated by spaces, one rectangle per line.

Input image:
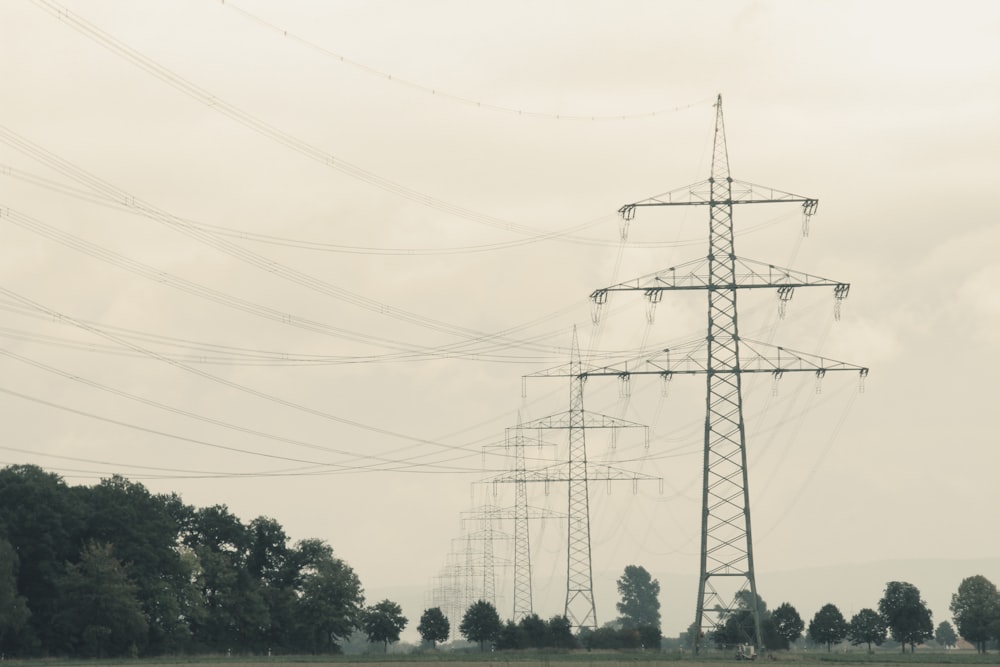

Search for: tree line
xmin=696 ymin=575 xmax=1000 ymax=654
xmin=433 ymin=565 xmax=662 ymax=652
xmin=0 ymin=465 xmax=381 ymax=657
xmin=5 ymin=464 xmax=996 ymax=657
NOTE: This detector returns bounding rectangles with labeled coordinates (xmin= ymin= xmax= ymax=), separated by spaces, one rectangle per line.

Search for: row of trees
xmin=804 ymin=576 xmax=1000 ymax=654
xmin=409 ymin=564 xmax=664 ymax=653
xmin=704 ymin=576 xmax=1000 ymax=654
xmin=0 ymin=465 xmax=395 ymax=657
xmin=806 ymin=581 xmax=934 ymax=653
xmin=0 ymin=464 xmax=668 ymax=658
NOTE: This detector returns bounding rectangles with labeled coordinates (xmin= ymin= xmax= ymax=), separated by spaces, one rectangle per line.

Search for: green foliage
xmin=878 ymin=580 xmax=934 ymax=653
xmin=459 ymin=600 xmax=502 ymax=651
xmin=518 ymin=614 xmax=546 ymax=648
xmin=0 ymin=465 xmax=368 ymax=657
xmin=492 ymin=613 xmax=579 ymax=651
xmin=78 ymin=475 xmax=192 ymax=654
xmin=547 ymin=615 xmax=577 ymax=649
xmin=808 ymin=603 xmax=848 ymax=652
xmin=294 ymin=543 xmax=365 ymax=653
xmin=53 ymin=542 xmax=149 ymax=657
xmin=0 ymin=538 xmax=30 ymax=651
xmin=615 ymin=564 xmax=661 ymax=630
xmin=771 ymin=602 xmax=804 ymax=649
xmin=584 ymin=626 xmax=637 ymax=650
xmin=362 ymin=599 xmax=407 ymax=652
xmin=935 ymin=619 xmax=958 ymax=648
xmin=950 ymin=574 xmax=1000 ymax=653
xmin=0 ymin=465 xmax=83 ymax=653
xmin=494 ymin=619 xmax=524 ymax=650
xmin=848 ymin=607 xmax=887 ymax=651
xmin=417 ymin=606 xmax=450 ymax=647
xmin=711 ymin=590 xmax=775 ymax=649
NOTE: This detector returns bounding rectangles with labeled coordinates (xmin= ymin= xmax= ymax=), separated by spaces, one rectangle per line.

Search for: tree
xmin=848 ymin=608 xmax=886 ymax=652
xmin=294 ymin=540 xmax=365 ymax=653
xmin=519 ymin=613 xmax=547 ymax=648
xmin=935 ymin=620 xmax=957 ymax=649
xmin=0 ymin=465 xmax=83 ymax=654
xmin=950 ymin=574 xmax=1000 ymax=654
xmin=0 ymin=538 xmax=30 ymax=653
xmin=494 ymin=620 xmax=524 ymax=650
xmin=808 ymin=603 xmax=848 ymax=652
xmin=459 ymin=600 xmax=502 ymax=652
xmin=548 ymin=615 xmax=577 ymax=649
xmin=878 ymin=581 xmax=933 ymax=653
xmin=417 ymin=607 xmax=449 ymax=648
xmin=616 ymin=565 xmax=661 ymax=630
xmin=712 ymin=590 xmax=775 ymax=648
xmin=53 ymin=542 xmax=148 ymax=657
xmin=362 ymin=599 xmax=407 ymax=653
xmin=77 ymin=476 xmax=193 ymax=654
xmin=771 ymin=602 xmax=804 ymax=649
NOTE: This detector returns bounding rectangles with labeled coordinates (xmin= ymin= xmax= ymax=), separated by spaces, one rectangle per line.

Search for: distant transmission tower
xmin=479 ymin=421 xmax=564 ymax=623
xmin=589 ymin=95 xmax=868 ymax=652
xmin=522 ymin=327 xmax=660 ymax=631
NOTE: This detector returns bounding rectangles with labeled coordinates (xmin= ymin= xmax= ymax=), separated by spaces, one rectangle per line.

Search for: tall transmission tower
xmin=588 ymin=95 xmax=868 ymax=652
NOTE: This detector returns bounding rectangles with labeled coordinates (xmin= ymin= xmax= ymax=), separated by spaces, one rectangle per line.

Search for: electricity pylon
xmin=521 ymin=327 xmax=661 ymax=631
xmin=479 ymin=423 xmax=565 ymax=622
xmin=589 ymin=95 xmax=868 ymax=653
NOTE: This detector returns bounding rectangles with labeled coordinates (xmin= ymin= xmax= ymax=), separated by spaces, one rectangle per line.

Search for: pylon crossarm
xmin=591 ymin=257 xmax=847 ymax=304
xmin=737 ymin=339 xmax=868 ymax=375
xmin=640 ymin=339 xmax=867 ymax=377
xmin=618 ymin=179 xmax=816 ymax=218
xmin=570 ymin=339 xmax=866 ymax=382
xmin=480 ymin=464 xmax=568 ymax=485
xmin=521 ymin=465 xmax=661 ymax=486
xmin=517 ymin=411 xmax=648 ymax=431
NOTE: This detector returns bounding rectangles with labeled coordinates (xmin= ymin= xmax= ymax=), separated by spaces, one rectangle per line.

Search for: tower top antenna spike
xmin=711 ymin=94 xmax=731 ymax=181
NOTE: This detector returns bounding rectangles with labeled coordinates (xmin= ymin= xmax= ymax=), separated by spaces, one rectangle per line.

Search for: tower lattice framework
xmin=589 ymin=95 xmax=868 ymax=652
xmin=513 ymin=327 xmax=659 ymax=631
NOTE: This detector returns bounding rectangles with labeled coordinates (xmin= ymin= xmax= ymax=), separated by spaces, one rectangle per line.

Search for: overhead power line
xmin=27 ymin=0 xmax=625 ymax=245
xmin=221 ymin=0 xmax=712 ymax=122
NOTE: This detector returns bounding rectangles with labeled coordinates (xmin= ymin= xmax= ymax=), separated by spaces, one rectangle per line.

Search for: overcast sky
xmin=2 ymin=0 xmax=999 ymax=641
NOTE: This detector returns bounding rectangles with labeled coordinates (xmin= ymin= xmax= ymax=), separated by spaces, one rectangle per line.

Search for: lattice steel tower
xmin=590 ymin=95 xmax=867 ymax=652
xmin=519 ymin=327 xmax=659 ymax=631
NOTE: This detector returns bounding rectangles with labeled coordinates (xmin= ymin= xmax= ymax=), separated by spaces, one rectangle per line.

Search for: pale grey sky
xmin=2 ymin=0 xmax=999 ymax=641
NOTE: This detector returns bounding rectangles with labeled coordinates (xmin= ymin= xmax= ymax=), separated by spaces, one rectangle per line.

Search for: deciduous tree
xmin=949 ymin=574 xmax=1000 ymax=654
xmin=935 ymin=620 xmax=957 ymax=649
xmin=616 ymin=565 xmax=661 ymax=630
xmin=417 ymin=607 xmax=449 ymax=648
xmin=548 ymin=615 xmax=576 ymax=649
xmin=0 ymin=465 xmax=83 ymax=653
xmin=712 ymin=590 xmax=778 ymax=649
xmin=362 ymin=599 xmax=407 ymax=653
xmin=847 ymin=607 xmax=886 ymax=652
xmin=808 ymin=603 xmax=848 ymax=652
xmin=771 ymin=602 xmax=804 ymax=649
xmin=459 ymin=600 xmax=502 ymax=652
xmin=0 ymin=538 xmax=30 ymax=653
xmin=53 ymin=542 xmax=148 ymax=657
xmin=878 ymin=581 xmax=933 ymax=653
xmin=294 ymin=540 xmax=364 ymax=653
